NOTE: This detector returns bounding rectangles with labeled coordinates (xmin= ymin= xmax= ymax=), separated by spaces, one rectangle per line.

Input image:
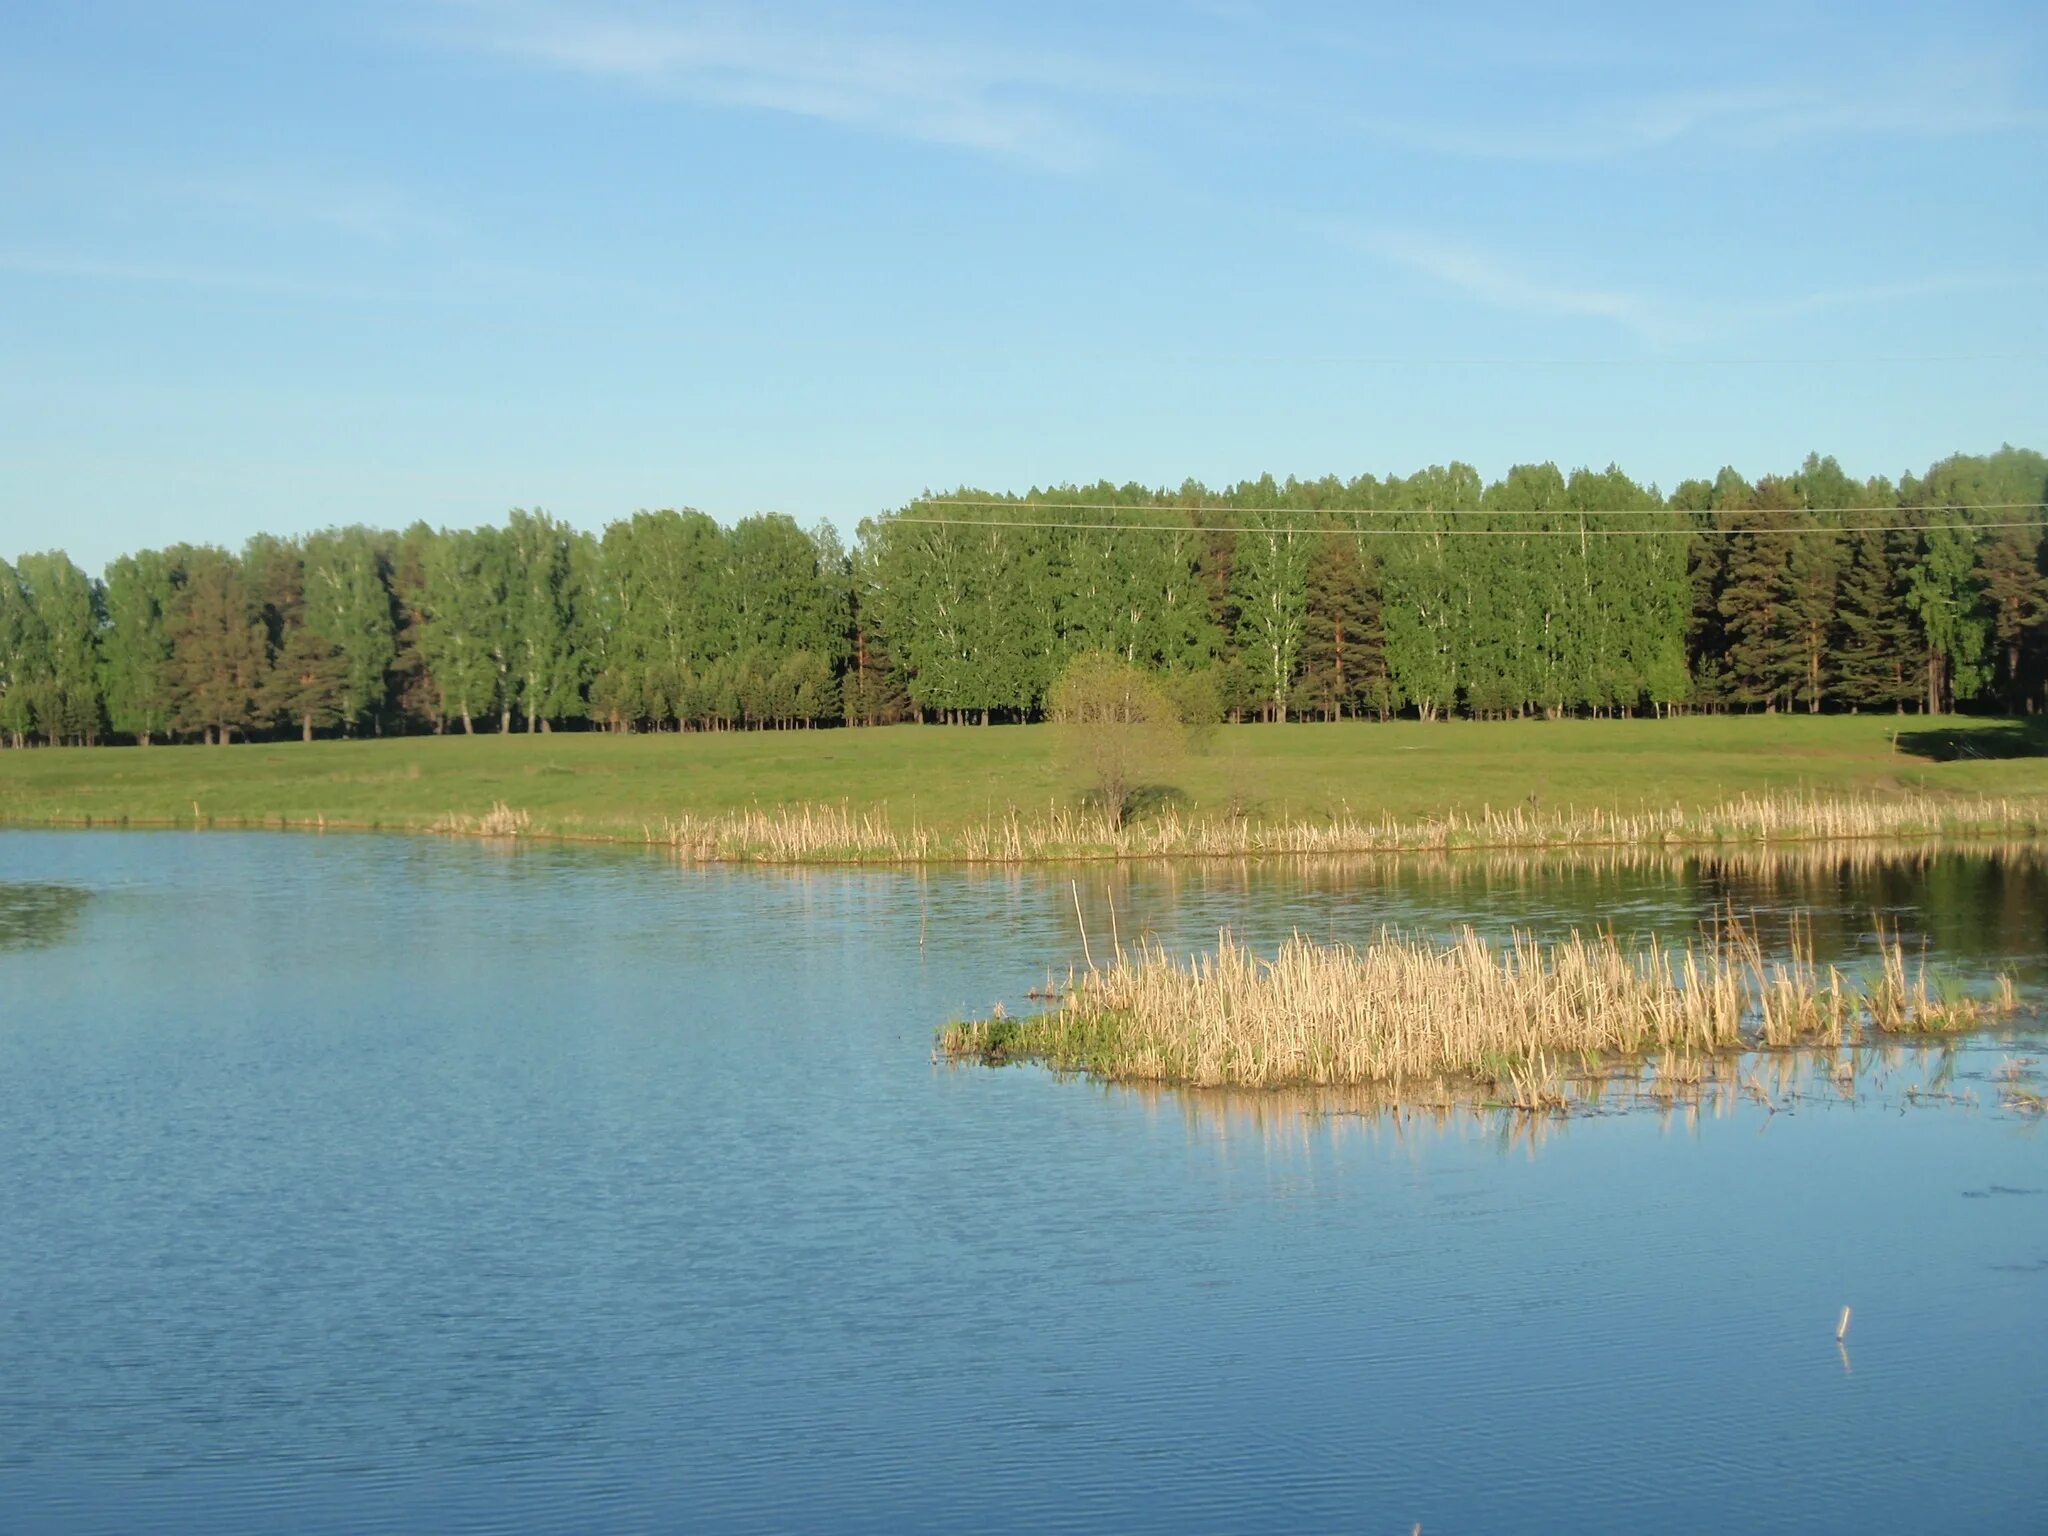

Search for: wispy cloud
xmin=1354 ymin=75 xmax=2047 ymax=163
xmin=424 ymin=0 xmax=1137 ymax=169
xmin=1362 ymin=232 xmax=1684 ymax=344
xmin=1355 ymin=230 xmax=2048 ymax=347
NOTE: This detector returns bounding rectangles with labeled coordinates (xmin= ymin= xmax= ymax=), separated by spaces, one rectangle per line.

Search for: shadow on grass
xmin=1896 ymin=719 xmax=2048 ymax=762
xmin=1076 ymin=784 xmax=1194 ymax=824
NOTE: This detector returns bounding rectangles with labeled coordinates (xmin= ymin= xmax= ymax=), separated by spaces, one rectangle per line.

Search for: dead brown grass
xmin=939 ymin=916 xmax=2019 ymax=1094
xmin=430 ymin=788 xmax=2048 ymax=863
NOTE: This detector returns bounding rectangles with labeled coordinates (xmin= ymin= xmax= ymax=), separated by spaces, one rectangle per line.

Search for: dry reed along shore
xmin=432 ymin=787 xmax=2048 ymax=862
xmin=939 ymin=918 xmax=2021 ymax=1106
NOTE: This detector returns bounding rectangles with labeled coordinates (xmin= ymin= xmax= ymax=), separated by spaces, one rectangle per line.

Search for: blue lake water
xmin=1 ymin=830 xmax=2044 ymax=1533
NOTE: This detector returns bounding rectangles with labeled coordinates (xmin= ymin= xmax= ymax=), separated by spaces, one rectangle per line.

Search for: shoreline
xmin=4 ymin=787 xmax=2047 ymax=865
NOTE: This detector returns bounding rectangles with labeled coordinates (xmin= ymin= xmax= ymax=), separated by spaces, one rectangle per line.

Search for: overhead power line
xmin=892 ymin=512 xmax=2048 ymax=539
xmin=912 ymin=497 xmax=2048 ymax=520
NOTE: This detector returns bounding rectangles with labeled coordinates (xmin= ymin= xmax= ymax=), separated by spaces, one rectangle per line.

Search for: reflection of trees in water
xmin=0 ymin=884 xmax=89 ymax=953
xmin=1041 ymin=842 xmax=2048 ymax=970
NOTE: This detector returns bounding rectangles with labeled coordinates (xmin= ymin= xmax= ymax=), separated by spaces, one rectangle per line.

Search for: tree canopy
xmin=3 ymin=446 xmax=2044 ymax=745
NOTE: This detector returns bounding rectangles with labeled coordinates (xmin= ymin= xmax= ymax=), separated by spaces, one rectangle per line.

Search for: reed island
xmin=938 ymin=919 xmax=2024 ymax=1104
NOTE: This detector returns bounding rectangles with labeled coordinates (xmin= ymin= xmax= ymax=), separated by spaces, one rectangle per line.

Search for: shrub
xmin=1047 ymin=652 xmax=1186 ymax=827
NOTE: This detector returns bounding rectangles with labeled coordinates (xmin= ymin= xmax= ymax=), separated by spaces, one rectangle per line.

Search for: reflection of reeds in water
xmin=939 ymin=917 xmax=2020 ymax=1096
xmin=1077 ymin=1038 xmax=2021 ymax=1152
xmin=432 ymin=790 xmax=2048 ymax=863
xmin=1997 ymin=1054 xmax=2048 ymax=1115
xmin=1172 ymin=836 xmax=2044 ymax=894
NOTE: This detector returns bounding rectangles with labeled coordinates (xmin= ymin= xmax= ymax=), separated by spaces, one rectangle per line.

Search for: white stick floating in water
xmin=1836 ymin=1306 xmax=1852 ymax=1341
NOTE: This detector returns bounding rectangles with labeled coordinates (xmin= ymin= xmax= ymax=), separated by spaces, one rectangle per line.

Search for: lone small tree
xmin=1048 ymin=651 xmax=1185 ymax=828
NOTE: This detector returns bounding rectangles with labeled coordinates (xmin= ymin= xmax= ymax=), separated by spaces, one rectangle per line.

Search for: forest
xmin=1 ymin=446 xmax=2043 ymax=746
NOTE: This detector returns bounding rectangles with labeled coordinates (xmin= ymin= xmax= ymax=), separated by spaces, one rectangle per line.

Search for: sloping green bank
xmin=3 ymin=716 xmax=2048 ymax=858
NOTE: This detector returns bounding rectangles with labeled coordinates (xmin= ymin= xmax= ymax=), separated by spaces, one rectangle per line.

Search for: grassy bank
xmin=939 ymin=923 xmax=2022 ymax=1101
xmin=3 ymin=715 xmax=2047 ymax=857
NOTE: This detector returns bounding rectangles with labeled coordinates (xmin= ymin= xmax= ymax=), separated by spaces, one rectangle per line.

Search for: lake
xmin=2 ymin=830 xmax=2044 ymax=1533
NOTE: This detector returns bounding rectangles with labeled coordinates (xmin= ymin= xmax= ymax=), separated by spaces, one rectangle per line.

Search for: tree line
xmin=1 ymin=446 xmax=2043 ymax=746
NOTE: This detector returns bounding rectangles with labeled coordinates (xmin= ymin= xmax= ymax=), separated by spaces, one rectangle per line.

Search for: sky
xmin=3 ymin=0 xmax=2045 ymax=571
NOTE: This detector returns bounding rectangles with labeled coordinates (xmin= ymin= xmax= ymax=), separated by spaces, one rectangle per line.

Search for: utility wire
xmin=892 ymin=513 xmax=2048 ymax=539
xmin=912 ymin=497 xmax=2048 ymax=520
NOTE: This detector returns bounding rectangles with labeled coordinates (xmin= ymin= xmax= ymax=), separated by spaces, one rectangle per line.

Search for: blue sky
xmin=3 ymin=0 xmax=2044 ymax=571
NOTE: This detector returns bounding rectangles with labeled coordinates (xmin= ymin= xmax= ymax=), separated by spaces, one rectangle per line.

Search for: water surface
xmin=2 ymin=831 xmax=2043 ymax=1533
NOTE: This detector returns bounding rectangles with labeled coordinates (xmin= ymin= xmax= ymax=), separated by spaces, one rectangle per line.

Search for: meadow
xmin=3 ymin=714 xmax=2047 ymax=856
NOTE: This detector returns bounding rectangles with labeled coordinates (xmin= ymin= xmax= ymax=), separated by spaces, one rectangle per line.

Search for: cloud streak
xmin=426 ymin=0 xmax=1134 ymax=169
xmin=1352 ymin=76 xmax=2046 ymax=163
xmin=1363 ymin=232 xmax=1684 ymax=344
xmin=1357 ymin=230 xmax=2047 ymax=347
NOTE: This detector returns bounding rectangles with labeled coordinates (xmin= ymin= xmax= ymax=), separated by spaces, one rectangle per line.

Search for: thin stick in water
xmin=1072 ymin=880 xmax=1094 ymax=971
xmin=1836 ymin=1305 xmax=1852 ymax=1341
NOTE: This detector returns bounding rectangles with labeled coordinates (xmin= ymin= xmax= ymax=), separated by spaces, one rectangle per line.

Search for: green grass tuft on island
xmin=937 ymin=920 xmax=2024 ymax=1102
xmin=4 ymin=715 xmax=2048 ymax=860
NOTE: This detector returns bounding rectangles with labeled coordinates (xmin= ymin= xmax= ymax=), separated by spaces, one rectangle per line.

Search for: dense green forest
xmin=2 ymin=447 xmax=2044 ymax=746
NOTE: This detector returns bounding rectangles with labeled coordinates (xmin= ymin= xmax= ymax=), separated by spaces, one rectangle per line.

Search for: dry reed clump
xmin=431 ymin=800 xmax=531 ymax=837
xmin=604 ymin=788 xmax=2048 ymax=863
xmin=938 ymin=919 xmax=2021 ymax=1094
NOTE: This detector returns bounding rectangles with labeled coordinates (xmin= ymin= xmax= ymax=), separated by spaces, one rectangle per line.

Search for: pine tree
xmin=263 ymin=626 xmax=350 ymax=740
xmin=1833 ymin=527 xmax=1917 ymax=711
xmin=1669 ymin=478 xmax=1724 ymax=711
xmin=1716 ymin=475 xmax=1808 ymax=711
xmin=241 ymin=533 xmax=305 ymax=655
xmin=1295 ymin=528 xmax=1387 ymax=719
xmin=389 ymin=523 xmax=442 ymax=732
xmin=1978 ymin=526 xmax=2048 ymax=711
xmin=166 ymin=550 xmax=269 ymax=743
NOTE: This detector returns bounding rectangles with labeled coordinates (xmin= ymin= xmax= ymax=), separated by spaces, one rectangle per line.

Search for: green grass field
xmin=2 ymin=715 xmax=2045 ymax=845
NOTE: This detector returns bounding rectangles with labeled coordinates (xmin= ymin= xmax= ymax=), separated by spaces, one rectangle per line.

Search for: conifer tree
xmin=1295 ymin=528 xmax=1387 ymax=719
xmin=1832 ymin=526 xmax=1917 ymax=711
xmin=1670 ymin=478 xmax=1724 ymax=711
xmin=165 ymin=550 xmax=268 ymax=744
xmin=1979 ymin=527 xmax=2048 ymax=711
xmin=263 ymin=626 xmax=350 ymax=740
xmin=389 ymin=522 xmax=442 ymax=732
xmin=241 ymin=533 xmax=305 ymax=655
xmin=1716 ymin=474 xmax=1809 ymax=710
